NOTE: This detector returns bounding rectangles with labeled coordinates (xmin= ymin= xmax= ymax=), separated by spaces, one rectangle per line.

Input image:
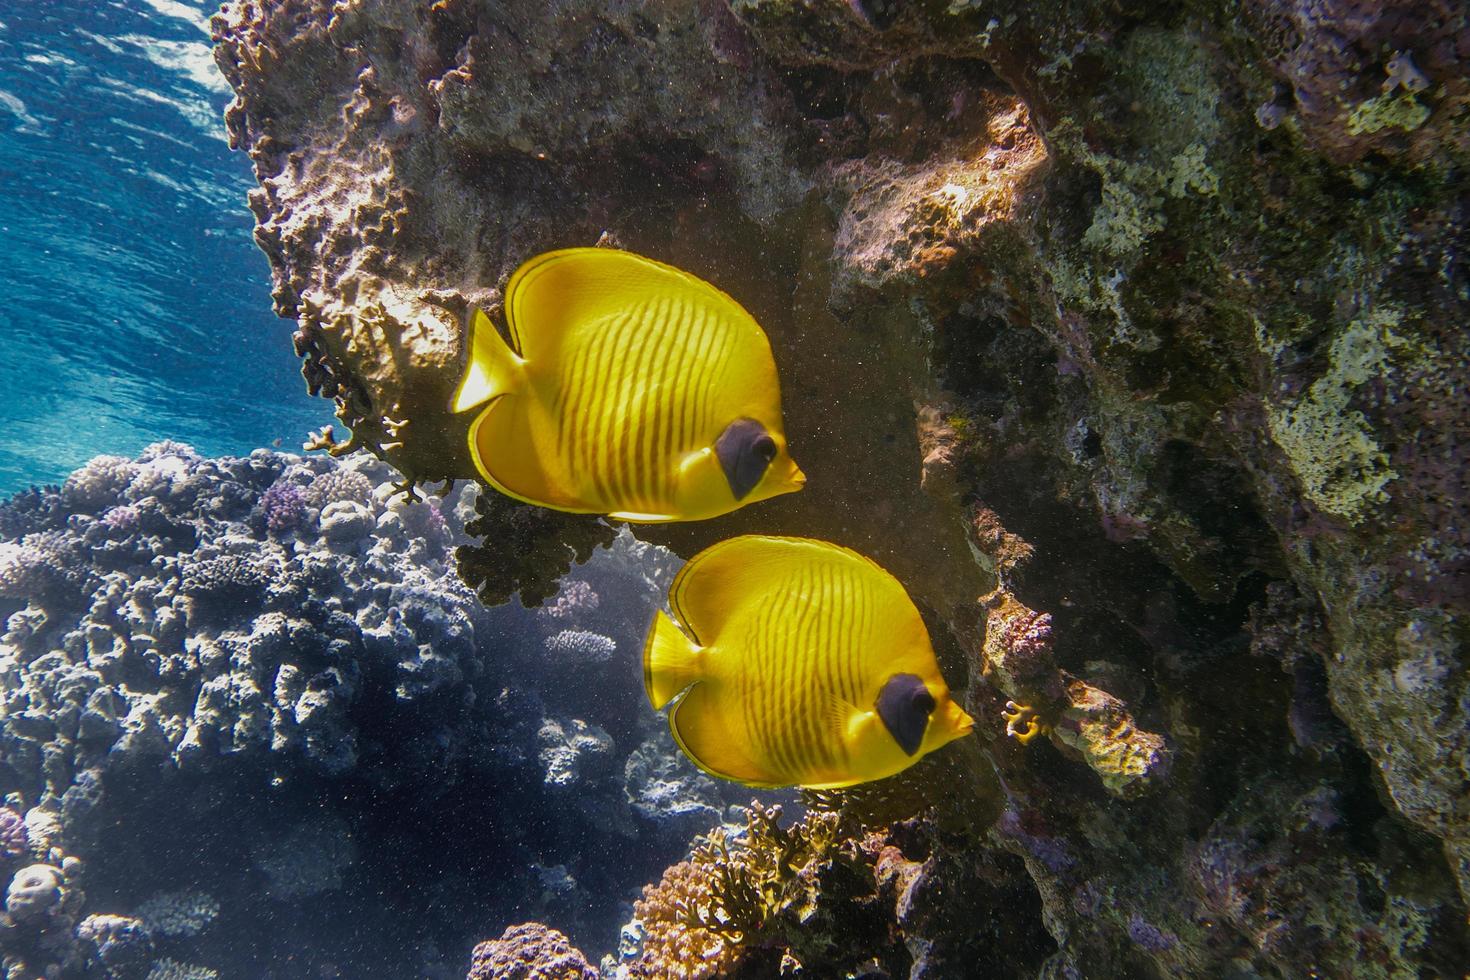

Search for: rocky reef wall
xmin=202 ymin=0 xmax=1467 ymax=976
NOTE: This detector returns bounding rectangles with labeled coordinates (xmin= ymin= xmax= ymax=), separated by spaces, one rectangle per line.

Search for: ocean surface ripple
xmin=0 ymin=0 xmax=326 ymax=493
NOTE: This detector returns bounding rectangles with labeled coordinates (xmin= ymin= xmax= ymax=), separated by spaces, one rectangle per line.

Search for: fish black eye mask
xmin=876 ymin=672 xmax=935 ymax=756
xmin=716 ymin=417 xmax=778 ymax=501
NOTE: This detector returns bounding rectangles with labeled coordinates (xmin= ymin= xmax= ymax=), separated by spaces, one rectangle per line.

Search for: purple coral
xmin=102 ymin=505 xmax=140 ymax=533
xmin=466 ymin=922 xmax=597 ymax=980
xmin=0 ymin=807 xmax=29 ymax=862
xmin=260 ymin=480 xmax=307 ymax=534
xmin=997 ymin=808 xmax=1075 ymax=873
xmin=545 ymin=580 xmax=600 ymax=620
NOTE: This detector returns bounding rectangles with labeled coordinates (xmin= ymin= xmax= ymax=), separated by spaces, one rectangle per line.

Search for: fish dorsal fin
xmin=452 ymin=309 xmax=526 ymax=413
xmin=671 ymin=536 xmax=929 ymax=673
xmin=669 ymin=535 xmax=839 ymax=644
xmin=503 ymin=247 xmax=758 ymax=360
xmin=668 ymin=684 xmax=786 ymax=788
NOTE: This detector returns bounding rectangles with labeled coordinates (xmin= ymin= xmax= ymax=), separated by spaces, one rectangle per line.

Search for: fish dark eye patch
xmin=716 ymin=417 xmax=777 ymax=500
xmin=876 ymin=673 xmax=935 ymax=756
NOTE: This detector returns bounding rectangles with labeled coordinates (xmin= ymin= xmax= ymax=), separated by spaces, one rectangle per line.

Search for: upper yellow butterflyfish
xmin=450 ymin=248 xmax=805 ymax=522
xmin=642 ymin=535 xmax=974 ymax=789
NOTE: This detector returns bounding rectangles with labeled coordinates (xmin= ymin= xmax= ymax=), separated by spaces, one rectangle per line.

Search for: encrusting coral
xmin=972 ymin=507 xmax=1171 ymax=798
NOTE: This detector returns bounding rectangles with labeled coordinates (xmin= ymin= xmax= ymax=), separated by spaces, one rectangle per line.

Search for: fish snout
xmin=787 ymin=461 xmax=807 ymax=489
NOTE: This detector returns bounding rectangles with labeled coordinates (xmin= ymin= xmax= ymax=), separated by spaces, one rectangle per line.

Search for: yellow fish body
xmin=451 ymin=248 xmax=805 ymax=522
xmin=642 ymin=535 xmax=974 ymax=789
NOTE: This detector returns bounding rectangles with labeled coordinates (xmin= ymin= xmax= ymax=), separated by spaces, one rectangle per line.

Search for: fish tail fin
xmin=451 ymin=309 xmax=525 ymax=413
xmin=643 ymin=611 xmax=704 ymax=710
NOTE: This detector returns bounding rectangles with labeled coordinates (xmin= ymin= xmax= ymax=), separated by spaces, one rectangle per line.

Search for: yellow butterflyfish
xmin=450 ymin=248 xmax=805 ymax=522
xmin=643 ymin=535 xmax=974 ymax=789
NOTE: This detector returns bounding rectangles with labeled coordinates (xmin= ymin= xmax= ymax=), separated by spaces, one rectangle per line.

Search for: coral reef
xmin=604 ymin=798 xmax=1048 ymax=979
xmin=0 ymin=446 xmax=732 ymax=975
xmin=202 ymin=0 xmax=1470 ymax=975
xmin=145 ymin=958 xmax=218 ymax=980
xmin=76 ymin=913 xmax=154 ymax=978
xmin=135 ymin=891 xmax=218 ymax=940
xmin=0 ymin=443 xmax=490 ymax=807
xmin=0 ymin=810 xmax=26 ymax=864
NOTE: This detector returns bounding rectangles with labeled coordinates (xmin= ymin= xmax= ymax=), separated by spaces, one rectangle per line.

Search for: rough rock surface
xmin=0 ymin=446 xmax=731 ymax=976
xmin=210 ymin=0 xmax=1470 ymax=976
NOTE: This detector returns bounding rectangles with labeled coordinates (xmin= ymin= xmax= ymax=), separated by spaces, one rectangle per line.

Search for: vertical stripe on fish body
xmin=643 ymin=535 xmax=975 ymax=789
xmin=450 ymin=248 xmax=805 ymax=522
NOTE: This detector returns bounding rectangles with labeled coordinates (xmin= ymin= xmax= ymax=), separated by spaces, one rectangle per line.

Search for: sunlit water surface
xmin=0 ymin=0 xmax=327 ymax=492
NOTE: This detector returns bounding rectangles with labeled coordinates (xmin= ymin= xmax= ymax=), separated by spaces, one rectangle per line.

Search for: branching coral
xmin=259 ymin=479 xmax=307 ymax=534
xmin=628 ymin=858 xmax=741 ymax=979
xmin=135 ymin=889 xmax=219 ymax=938
xmin=60 ymin=456 xmax=138 ymax=512
xmin=628 ymin=803 xmax=878 ymax=976
xmin=305 ymin=469 xmax=373 ymax=510
xmin=544 ymin=580 xmax=599 ymax=620
xmin=145 ymin=958 xmax=218 ymax=980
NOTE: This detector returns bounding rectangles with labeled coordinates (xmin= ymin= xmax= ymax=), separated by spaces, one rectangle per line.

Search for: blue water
xmin=0 ymin=0 xmax=328 ymax=493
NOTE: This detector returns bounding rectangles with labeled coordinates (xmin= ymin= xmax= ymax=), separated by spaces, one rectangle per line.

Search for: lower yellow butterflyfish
xmin=643 ymin=535 xmax=974 ymax=789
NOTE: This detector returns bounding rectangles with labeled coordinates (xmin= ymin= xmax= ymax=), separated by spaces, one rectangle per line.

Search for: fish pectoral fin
xmin=820 ymin=694 xmax=870 ymax=746
xmin=669 ymin=685 xmax=785 ymax=788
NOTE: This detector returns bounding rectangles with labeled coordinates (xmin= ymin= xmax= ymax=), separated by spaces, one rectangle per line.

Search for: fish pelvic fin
xmin=643 ymin=610 xmax=704 ymax=710
xmin=451 ymin=308 xmax=526 ymax=413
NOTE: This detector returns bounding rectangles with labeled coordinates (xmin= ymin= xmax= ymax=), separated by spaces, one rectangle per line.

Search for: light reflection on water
xmin=0 ymin=0 xmax=327 ymax=492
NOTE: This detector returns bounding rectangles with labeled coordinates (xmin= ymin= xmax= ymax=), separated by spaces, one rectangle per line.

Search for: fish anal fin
xmin=669 ymin=685 xmax=785 ymax=788
xmin=466 ymin=394 xmax=586 ymax=512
